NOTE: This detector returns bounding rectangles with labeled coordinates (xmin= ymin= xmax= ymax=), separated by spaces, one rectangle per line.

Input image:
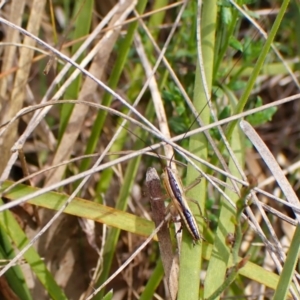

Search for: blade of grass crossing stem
xmin=0 ymin=199 xmax=68 ymax=300
xmin=177 ymin=1 xmax=216 ymax=299
xmin=93 ymin=159 xmax=141 ymax=299
xmin=79 ymin=0 xmax=148 ymax=176
xmin=93 ymin=135 xmax=149 ymax=299
xmin=58 ymin=0 xmax=93 ymax=141
xmin=0 ymin=230 xmax=32 ymax=300
xmin=273 ymin=226 xmax=300 ymax=299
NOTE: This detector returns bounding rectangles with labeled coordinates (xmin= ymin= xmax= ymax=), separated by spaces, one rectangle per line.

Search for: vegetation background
xmin=0 ymin=0 xmax=300 ymax=299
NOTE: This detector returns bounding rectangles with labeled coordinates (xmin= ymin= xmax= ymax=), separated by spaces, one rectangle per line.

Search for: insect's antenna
xmin=168 ymin=104 xmax=208 ymax=169
xmin=117 ymin=122 xmax=166 ymax=168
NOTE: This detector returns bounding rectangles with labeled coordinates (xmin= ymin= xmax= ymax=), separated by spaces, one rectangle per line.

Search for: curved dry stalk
xmin=240 ymin=120 xmax=300 ymax=220
xmin=240 ymin=120 xmax=300 ymax=293
xmin=45 ymin=0 xmax=138 ymax=186
xmin=85 ymin=217 xmax=169 ymax=300
xmin=1 ymin=93 xmax=300 ymax=210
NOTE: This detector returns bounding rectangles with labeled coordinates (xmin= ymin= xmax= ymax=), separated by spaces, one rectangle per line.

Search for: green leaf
xmin=229 ymin=36 xmax=243 ymax=52
xmin=246 ymin=97 xmax=277 ymax=126
xmin=218 ymin=106 xmax=231 ymax=120
xmin=169 ymin=116 xmax=188 ymax=134
xmin=0 ymin=232 xmax=32 ymax=300
xmin=228 ymin=80 xmax=247 ymax=91
xmin=102 ymin=290 xmax=113 ymax=300
xmin=0 ymin=181 xmax=155 ymax=239
xmin=221 ymin=7 xmax=232 ymax=25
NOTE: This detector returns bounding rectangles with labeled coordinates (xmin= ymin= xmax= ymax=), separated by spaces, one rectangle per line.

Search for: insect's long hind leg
xmin=182 ymin=175 xmax=209 ymax=223
xmin=183 ymin=175 xmax=202 ymax=192
xmin=186 ymin=197 xmax=209 ymax=224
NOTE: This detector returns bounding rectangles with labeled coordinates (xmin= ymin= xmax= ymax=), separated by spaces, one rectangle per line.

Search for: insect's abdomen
xmin=180 ymin=208 xmax=201 ymax=241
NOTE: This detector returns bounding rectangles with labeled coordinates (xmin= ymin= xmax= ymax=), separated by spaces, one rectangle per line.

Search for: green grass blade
xmin=204 ymin=125 xmax=244 ymax=299
xmin=140 ymin=259 xmax=164 ymax=300
xmin=93 ymin=156 xmax=142 ymax=299
xmin=1 ymin=181 xmax=295 ymax=296
xmin=58 ymin=0 xmax=94 ymax=140
xmin=179 ymin=0 xmax=217 ymax=299
xmin=102 ymin=290 xmax=113 ymax=300
xmin=1 ymin=181 xmax=155 ymax=238
xmin=0 ymin=199 xmax=68 ymax=300
xmin=204 ymin=86 xmax=245 ymax=297
xmin=273 ymin=225 xmax=300 ymax=300
xmin=0 ymin=230 xmax=32 ymax=300
xmin=79 ymin=0 xmax=148 ymax=174
xmin=93 ymin=105 xmax=159 ymax=298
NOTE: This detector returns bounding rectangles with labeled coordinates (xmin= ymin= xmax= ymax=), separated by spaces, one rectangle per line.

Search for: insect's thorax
xmin=164 ymin=167 xmax=184 ymax=197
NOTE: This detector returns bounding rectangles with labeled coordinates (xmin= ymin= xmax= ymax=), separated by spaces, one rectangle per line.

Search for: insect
xmin=162 ymin=166 xmax=203 ymax=242
xmin=125 ymin=122 xmax=205 ymax=243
